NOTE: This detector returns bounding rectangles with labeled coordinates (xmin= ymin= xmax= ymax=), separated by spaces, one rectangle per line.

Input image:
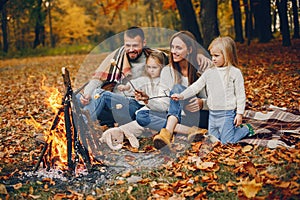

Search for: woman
xmin=135 ymin=31 xmax=213 ymax=149
xmin=171 ymin=36 xmax=253 ymax=144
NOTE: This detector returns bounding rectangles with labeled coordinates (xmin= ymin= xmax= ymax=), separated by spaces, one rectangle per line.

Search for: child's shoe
xmin=187 ymin=126 xmax=208 ymax=142
xmin=241 ymin=123 xmax=255 ymax=137
xmin=153 ymin=128 xmax=173 ymax=149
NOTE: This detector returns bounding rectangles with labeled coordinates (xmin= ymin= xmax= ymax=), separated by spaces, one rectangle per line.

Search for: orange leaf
xmin=197 ymin=161 xmax=215 ymax=170
xmin=275 ymin=181 xmax=290 ymax=188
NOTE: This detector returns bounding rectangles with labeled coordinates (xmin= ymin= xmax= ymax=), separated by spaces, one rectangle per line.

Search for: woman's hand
xmin=170 ymin=93 xmax=183 ymax=101
xmin=234 ymin=114 xmax=243 ymax=127
xmin=80 ymin=94 xmax=91 ymax=105
xmin=134 ymin=89 xmax=149 ymax=104
xmin=185 ymin=97 xmax=203 ymax=112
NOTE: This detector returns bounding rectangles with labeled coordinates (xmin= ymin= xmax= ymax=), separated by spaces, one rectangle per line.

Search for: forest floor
xmin=0 ymin=39 xmax=299 ymax=199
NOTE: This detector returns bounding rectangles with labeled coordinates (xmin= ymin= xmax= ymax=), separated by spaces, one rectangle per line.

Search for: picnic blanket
xmin=239 ymin=105 xmax=300 ymax=148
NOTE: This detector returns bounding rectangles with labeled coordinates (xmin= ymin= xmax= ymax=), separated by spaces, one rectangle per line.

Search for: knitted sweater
xmin=180 ymin=66 xmax=246 ymax=114
xmin=122 ymin=76 xmax=169 ymax=112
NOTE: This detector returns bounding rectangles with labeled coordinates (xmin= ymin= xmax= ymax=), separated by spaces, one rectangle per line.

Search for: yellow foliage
xmin=51 ymin=0 xmax=95 ymax=44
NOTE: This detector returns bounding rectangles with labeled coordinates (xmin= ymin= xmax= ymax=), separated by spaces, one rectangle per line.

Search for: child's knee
xmin=136 ymin=110 xmax=151 ymax=127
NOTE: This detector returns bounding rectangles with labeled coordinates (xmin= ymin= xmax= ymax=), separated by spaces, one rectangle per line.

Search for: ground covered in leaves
xmin=0 ymin=39 xmax=299 ymax=199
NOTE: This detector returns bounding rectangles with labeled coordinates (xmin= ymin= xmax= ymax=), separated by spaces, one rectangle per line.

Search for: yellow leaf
xmin=240 ymin=179 xmax=262 ymax=198
xmin=29 ymin=186 xmax=34 ymax=195
xmin=0 ymin=184 xmax=8 ymax=194
xmin=242 ymin=145 xmax=253 ymax=153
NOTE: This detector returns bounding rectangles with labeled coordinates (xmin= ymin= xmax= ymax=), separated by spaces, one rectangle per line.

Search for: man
xmin=79 ymin=27 xmax=164 ymax=127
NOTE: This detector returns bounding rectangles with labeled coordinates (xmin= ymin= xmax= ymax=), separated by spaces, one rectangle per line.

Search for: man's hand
xmin=134 ymin=89 xmax=149 ymax=104
xmin=185 ymin=97 xmax=203 ymax=112
xmin=80 ymin=94 xmax=91 ymax=105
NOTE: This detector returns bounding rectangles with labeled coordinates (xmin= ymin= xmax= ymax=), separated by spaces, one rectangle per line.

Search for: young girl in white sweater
xmin=171 ymin=36 xmax=253 ymax=144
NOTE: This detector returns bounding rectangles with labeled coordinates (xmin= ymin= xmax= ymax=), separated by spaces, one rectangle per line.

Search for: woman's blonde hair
xmin=208 ymin=36 xmax=238 ymax=67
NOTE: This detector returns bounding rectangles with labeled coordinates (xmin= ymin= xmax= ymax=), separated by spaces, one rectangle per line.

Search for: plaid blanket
xmin=239 ymin=106 xmax=300 ymax=147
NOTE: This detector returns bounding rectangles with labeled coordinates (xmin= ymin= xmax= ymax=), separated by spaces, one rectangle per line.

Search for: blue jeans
xmin=209 ymin=110 xmax=249 ymax=144
xmin=77 ymin=88 xmax=143 ymax=126
xmin=136 ymin=84 xmax=209 ymax=131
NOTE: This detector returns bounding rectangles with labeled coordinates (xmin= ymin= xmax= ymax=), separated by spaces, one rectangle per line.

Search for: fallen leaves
xmin=0 ymin=40 xmax=299 ymax=199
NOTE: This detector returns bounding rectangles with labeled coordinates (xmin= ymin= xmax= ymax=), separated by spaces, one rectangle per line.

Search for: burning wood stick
xmin=34 ymin=67 xmax=104 ymax=174
xmin=62 ymin=67 xmax=75 ymax=171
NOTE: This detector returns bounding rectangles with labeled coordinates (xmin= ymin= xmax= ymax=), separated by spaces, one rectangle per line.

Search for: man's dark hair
xmin=125 ymin=26 xmax=145 ymax=41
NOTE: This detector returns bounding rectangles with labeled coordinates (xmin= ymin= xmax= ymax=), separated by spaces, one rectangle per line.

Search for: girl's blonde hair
xmin=146 ymin=51 xmax=167 ymax=68
xmin=208 ymin=36 xmax=238 ymax=67
xmin=143 ymin=51 xmax=167 ymax=76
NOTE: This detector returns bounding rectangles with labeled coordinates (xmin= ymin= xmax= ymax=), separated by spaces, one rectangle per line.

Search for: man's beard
xmin=127 ymin=51 xmax=143 ymax=62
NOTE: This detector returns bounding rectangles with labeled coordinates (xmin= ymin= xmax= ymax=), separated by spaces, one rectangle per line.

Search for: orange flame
xmin=26 ymin=76 xmax=70 ymax=170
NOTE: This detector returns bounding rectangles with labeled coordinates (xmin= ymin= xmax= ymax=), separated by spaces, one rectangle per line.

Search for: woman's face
xmin=170 ymin=37 xmax=189 ymax=63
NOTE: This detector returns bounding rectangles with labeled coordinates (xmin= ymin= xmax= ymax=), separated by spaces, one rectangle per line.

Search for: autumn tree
xmin=33 ymin=0 xmax=46 ymax=48
xmin=199 ymin=0 xmax=219 ymax=48
xmin=51 ymin=0 xmax=95 ymax=44
xmin=252 ymin=0 xmax=272 ymax=43
xmin=276 ymin=0 xmax=291 ymax=46
xmin=174 ymin=0 xmax=203 ymax=44
xmin=291 ymin=0 xmax=299 ymax=38
xmin=1 ymin=1 xmax=8 ymax=52
xmin=231 ymin=0 xmax=244 ymax=43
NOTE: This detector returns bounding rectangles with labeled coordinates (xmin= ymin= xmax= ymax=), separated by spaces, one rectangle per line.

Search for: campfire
xmin=28 ymin=68 xmax=103 ymax=175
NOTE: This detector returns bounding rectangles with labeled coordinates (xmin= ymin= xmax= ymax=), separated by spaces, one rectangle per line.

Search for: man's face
xmin=124 ymin=34 xmax=145 ymax=61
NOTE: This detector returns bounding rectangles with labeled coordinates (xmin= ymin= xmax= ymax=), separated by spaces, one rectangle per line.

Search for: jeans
xmin=209 ymin=110 xmax=249 ymax=144
xmin=136 ymin=84 xmax=209 ymax=131
xmin=77 ymin=88 xmax=143 ymax=127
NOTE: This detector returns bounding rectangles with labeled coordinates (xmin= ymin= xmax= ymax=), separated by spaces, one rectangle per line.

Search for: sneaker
xmin=244 ymin=123 xmax=255 ymax=137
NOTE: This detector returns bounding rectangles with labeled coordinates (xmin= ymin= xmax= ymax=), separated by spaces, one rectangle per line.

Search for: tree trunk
xmin=252 ymin=0 xmax=259 ymax=38
xmin=276 ymin=0 xmax=291 ymax=46
xmin=33 ymin=0 xmax=44 ymax=48
xmin=48 ymin=0 xmax=55 ymax=48
xmin=272 ymin=4 xmax=278 ymax=33
xmin=1 ymin=4 xmax=8 ymax=52
xmin=243 ymin=0 xmax=253 ymax=45
xmin=291 ymin=0 xmax=299 ymax=38
xmin=231 ymin=0 xmax=244 ymax=43
xmin=0 ymin=0 xmax=8 ymax=12
xmin=255 ymin=0 xmax=272 ymax=42
xmin=175 ymin=0 xmax=203 ymax=45
xmin=199 ymin=0 xmax=219 ymax=48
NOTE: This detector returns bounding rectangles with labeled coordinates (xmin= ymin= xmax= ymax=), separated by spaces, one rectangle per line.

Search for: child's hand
xmin=117 ymin=84 xmax=130 ymax=91
xmin=135 ymin=89 xmax=149 ymax=104
xmin=171 ymin=93 xmax=183 ymax=101
xmin=234 ymin=114 xmax=243 ymax=127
